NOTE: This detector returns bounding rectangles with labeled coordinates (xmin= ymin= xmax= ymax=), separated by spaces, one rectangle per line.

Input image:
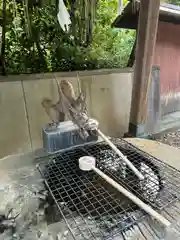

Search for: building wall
xmin=153 ymin=21 xmax=180 ymax=115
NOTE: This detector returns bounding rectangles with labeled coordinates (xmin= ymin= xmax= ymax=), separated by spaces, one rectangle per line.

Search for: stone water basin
xmin=0 ymin=149 xmax=133 ymax=240
xmin=1 ymin=139 xmax=180 ymax=240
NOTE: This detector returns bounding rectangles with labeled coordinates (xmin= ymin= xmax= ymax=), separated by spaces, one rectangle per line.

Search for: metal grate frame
xmin=37 ymin=138 xmax=180 ymax=240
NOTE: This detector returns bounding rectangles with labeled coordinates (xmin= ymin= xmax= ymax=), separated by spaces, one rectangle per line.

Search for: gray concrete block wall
xmin=0 ymin=81 xmax=31 ymax=158
xmin=0 ymin=69 xmax=133 ymax=157
xmin=110 ymin=73 xmax=133 ymax=136
xmin=23 ymin=78 xmax=58 ymax=151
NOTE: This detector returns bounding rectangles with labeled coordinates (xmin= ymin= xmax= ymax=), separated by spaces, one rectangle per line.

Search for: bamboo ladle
xmin=78 ymin=156 xmax=171 ymax=228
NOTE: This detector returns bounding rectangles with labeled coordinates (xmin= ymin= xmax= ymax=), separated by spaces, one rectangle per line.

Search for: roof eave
xmin=112 ymin=1 xmax=180 ymax=29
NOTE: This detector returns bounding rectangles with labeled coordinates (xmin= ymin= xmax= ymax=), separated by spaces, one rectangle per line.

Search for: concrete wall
xmin=0 ymin=68 xmax=133 ymax=158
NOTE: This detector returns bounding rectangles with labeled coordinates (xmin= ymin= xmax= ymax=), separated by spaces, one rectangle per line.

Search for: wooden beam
xmin=128 ymin=0 xmax=160 ymax=136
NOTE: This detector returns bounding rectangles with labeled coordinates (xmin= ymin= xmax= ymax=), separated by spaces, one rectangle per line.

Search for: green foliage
xmin=0 ymin=0 xmax=13 ymax=24
xmin=162 ymin=0 xmax=180 ymax=5
xmin=4 ymin=0 xmax=135 ymax=74
xmin=89 ymin=0 xmax=135 ymax=69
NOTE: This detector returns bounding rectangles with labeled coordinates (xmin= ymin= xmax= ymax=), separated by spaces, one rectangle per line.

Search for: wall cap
xmin=0 ymin=68 xmax=133 ymax=82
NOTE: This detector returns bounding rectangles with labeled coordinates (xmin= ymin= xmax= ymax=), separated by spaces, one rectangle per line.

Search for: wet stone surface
xmin=156 ymin=129 xmax=180 ymax=149
xmin=0 ymin=164 xmax=73 ymax=240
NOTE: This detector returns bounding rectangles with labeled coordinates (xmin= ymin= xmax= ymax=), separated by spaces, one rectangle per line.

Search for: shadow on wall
xmin=0 ymin=68 xmax=133 ymax=158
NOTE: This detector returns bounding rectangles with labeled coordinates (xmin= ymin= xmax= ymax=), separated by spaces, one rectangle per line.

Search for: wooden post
xmin=128 ymin=0 xmax=160 ymax=136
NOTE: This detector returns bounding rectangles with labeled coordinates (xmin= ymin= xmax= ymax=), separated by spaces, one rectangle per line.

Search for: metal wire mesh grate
xmin=37 ymin=138 xmax=180 ymax=240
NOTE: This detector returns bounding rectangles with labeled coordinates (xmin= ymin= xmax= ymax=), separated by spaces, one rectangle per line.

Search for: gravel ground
xmin=156 ymin=129 xmax=180 ymax=149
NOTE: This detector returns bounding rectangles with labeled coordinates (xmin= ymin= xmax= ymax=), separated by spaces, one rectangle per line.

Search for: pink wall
xmin=153 ymin=21 xmax=180 ymax=96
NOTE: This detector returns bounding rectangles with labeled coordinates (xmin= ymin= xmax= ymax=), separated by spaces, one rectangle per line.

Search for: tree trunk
xmin=1 ymin=0 xmax=7 ymax=75
xmin=127 ymin=34 xmax=137 ymax=67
